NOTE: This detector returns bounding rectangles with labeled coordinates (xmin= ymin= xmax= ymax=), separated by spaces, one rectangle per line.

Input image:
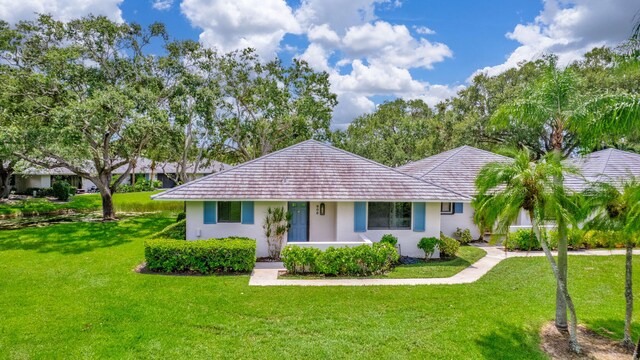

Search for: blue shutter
xmin=354 ymin=202 xmax=366 ymax=232
xmin=203 ymin=201 xmax=217 ymax=224
xmin=241 ymin=201 xmax=254 ymax=224
xmin=454 ymin=202 xmax=464 ymax=214
xmin=413 ymin=202 xmax=426 ymax=232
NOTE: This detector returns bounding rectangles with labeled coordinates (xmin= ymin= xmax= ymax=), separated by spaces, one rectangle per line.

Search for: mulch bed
xmin=540 ymin=322 xmax=633 ymax=359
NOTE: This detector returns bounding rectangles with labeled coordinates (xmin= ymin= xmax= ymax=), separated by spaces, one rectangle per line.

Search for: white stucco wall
xmin=309 ymin=201 xmax=336 ymax=242
xmin=335 ymin=202 xmax=441 ymax=258
xmin=185 ymin=200 xmax=443 ymax=258
xmin=440 ymin=202 xmax=481 ymax=240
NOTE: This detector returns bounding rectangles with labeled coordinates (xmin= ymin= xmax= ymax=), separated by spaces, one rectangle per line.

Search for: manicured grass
xmin=1 ymin=216 xmax=639 ymax=359
xmin=0 ymin=191 xmax=182 ymax=217
xmin=381 ymin=245 xmax=486 ymax=278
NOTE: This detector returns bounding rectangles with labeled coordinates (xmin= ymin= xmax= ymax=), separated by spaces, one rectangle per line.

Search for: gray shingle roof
xmin=152 ymin=140 xmax=469 ymax=201
xmin=567 ymin=148 xmax=640 ymax=183
xmin=397 ymin=146 xmax=513 ymax=197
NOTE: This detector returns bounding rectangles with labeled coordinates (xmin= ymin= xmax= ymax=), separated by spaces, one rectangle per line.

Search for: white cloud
xmin=342 ymin=21 xmax=452 ymax=69
xmin=475 ymin=0 xmax=639 ymax=77
xmin=152 ymin=0 xmax=173 ymax=11
xmin=307 ymin=23 xmax=341 ymax=47
xmin=414 ymin=26 xmax=435 ymax=35
xmin=0 ymin=0 xmax=123 ymax=23
xmin=332 ymin=93 xmax=376 ymax=126
xmin=409 ymin=84 xmax=465 ymax=107
xmin=295 ymin=0 xmax=387 ymax=34
xmin=333 ymin=60 xmax=424 ymax=96
xmin=180 ymin=0 xmax=300 ymax=58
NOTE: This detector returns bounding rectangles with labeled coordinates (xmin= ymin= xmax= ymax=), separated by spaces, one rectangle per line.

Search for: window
xmin=218 ymin=201 xmax=241 ymax=223
xmin=441 ymin=202 xmax=454 ymax=215
xmin=367 ymin=202 xmax=411 ymax=230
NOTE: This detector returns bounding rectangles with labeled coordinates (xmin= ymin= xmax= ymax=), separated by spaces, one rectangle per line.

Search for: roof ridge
xmin=152 ymin=140 xmax=316 ymax=199
xmin=598 ymin=147 xmax=615 ymax=177
xmin=416 ymin=146 xmax=467 ymax=178
xmin=313 ymin=141 xmax=471 ymax=199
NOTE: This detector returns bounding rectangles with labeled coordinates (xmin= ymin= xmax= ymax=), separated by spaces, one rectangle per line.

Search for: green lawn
xmin=0 ymin=191 xmax=182 ymax=217
xmin=1 ymin=215 xmax=639 ymax=359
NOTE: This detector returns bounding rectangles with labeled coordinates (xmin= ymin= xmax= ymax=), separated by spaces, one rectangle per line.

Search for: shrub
xmin=439 ymin=232 xmax=460 ymax=258
xmin=144 ymin=237 xmax=256 ymax=274
xmin=19 ymin=187 xmax=53 ymax=198
xmin=176 ymin=212 xmax=186 ymax=222
xmin=454 ymin=228 xmax=473 ymax=245
xmin=118 ymin=178 xmax=161 ymax=193
xmin=51 ymin=181 xmax=74 ymax=201
xmin=282 ymin=243 xmax=399 ymax=276
xmin=380 ymin=234 xmax=398 ymax=247
xmin=418 ymin=237 xmax=439 ymax=259
xmin=281 ymin=246 xmax=322 ymax=274
xmin=505 ymin=229 xmax=541 ymax=251
xmin=151 ymin=219 xmax=186 ymax=240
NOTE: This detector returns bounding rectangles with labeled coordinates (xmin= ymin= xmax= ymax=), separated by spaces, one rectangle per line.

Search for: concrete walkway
xmin=248 ymin=246 xmax=640 ymax=287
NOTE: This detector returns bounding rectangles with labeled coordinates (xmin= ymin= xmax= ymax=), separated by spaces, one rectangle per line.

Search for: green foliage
xmin=144 ymin=237 xmax=256 ymax=274
xmin=176 ymin=212 xmax=186 ymax=222
xmin=505 ymin=229 xmax=541 ymax=251
xmin=454 ymin=227 xmax=473 ymax=245
xmin=51 ymin=181 xmax=73 ymax=201
xmin=282 ymin=243 xmax=399 ymax=276
xmin=117 ymin=179 xmax=161 ymax=193
xmin=150 ymin=219 xmax=186 ymax=240
xmin=280 ymin=246 xmax=322 ymax=274
xmin=380 ymin=234 xmax=398 ymax=247
xmin=439 ymin=232 xmax=460 ymax=259
xmin=418 ymin=237 xmax=439 ymax=259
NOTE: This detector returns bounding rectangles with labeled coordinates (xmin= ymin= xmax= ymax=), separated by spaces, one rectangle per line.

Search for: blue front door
xmin=288 ymin=202 xmax=308 ymax=242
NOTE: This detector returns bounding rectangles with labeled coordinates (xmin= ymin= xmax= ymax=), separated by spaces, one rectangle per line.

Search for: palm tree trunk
xmin=556 ymin=221 xmax=569 ymax=331
xmin=532 ymin=219 xmax=581 ymax=354
xmin=623 ymin=242 xmax=634 ymax=349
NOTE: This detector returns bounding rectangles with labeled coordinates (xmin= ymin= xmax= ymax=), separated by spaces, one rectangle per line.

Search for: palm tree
xmin=491 ymin=58 xmax=640 ymax=331
xmin=584 ymin=179 xmax=640 ymax=349
xmin=475 ymin=148 xmax=582 ymax=353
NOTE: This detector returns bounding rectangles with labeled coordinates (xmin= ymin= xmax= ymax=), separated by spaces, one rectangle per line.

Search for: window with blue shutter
xmin=454 ymin=202 xmax=464 ymax=214
xmin=203 ymin=201 xmax=217 ymax=224
xmin=354 ymin=202 xmax=366 ymax=232
xmin=241 ymin=201 xmax=254 ymax=224
xmin=413 ymin=202 xmax=426 ymax=232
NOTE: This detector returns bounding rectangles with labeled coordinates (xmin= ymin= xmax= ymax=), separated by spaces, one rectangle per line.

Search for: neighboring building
xmin=566 ymin=148 xmax=640 ymax=183
xmin=152 ymin=140 xmax=469 ymax=258
xmin=397 ymin=146 xmax=512 ymax=239
xmin=11 ymin=158 xmax=229 ymax=193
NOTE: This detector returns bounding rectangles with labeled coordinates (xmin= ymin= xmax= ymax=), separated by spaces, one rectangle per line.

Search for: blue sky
xmin=2 ymin=0 xmax=638 ymax=126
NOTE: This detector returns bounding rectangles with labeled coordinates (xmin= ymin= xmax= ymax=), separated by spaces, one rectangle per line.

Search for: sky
xmin=1 ymin=0 xmax=638 ymax=127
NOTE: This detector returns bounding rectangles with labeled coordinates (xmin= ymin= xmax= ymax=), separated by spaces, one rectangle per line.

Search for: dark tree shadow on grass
xmin=0 ymin=216 xmax=169 ymax=254
xmin=475 ymin=322 xmax=546 ymax=359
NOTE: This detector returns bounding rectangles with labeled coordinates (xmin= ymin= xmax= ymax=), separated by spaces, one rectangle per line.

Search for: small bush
xmin=504 ymin=229 xmax=540 ymax=251
xmin=282 ymin=243 xmax=399 ymax=276
xmin=439 ymin=232 xmax=460 ymax=258
xmin=151 ymin=219 xmax=186 ymax=240
xmin=52 ymin=181 xmax=74 ymax=201
xmin=380 ymin=234 xmax=398 ymax=247
xmin=144 ymin=237 xmax=256 ymax=274
xmin=118 ymin=178 xmax=161 ymax=193
xmin=281 ymin=246 xmax=322 ymax=274
xmin=176 ymin=212 xmax=186 ymax=222
xmin=454 ymin=228 xmax=473 ymax=245
xmin=418 ymin=237 xmax=439 ymax=259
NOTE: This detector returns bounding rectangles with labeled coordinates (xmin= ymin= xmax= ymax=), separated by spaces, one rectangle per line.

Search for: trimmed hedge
xmin=281 ymin=243 xmax=399 ymax=276
xmin=439 ymin=232 xmax=460 ymax=258
xmin=144 ymin=237 xmax=256 ymax=274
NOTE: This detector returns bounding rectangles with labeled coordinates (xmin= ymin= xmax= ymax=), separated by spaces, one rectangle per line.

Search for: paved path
xmin=249 ymin=247 xmax=640 ymax=287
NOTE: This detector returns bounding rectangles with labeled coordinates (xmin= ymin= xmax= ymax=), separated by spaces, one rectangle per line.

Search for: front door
xmin=288 ymin=202 xmax=308 ymax=242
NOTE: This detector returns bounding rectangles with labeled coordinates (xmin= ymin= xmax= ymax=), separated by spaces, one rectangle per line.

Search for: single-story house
xmin=11 ymin=158 xmax=229 ymax=193
xmin=397 ymin=146 xmax=512 ymax=239
xmin=152 ymin=140 xmax=470 ymax=258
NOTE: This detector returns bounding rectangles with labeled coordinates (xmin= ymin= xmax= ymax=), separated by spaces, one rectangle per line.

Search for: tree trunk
xmin=0 ymin=162 xmax=15 ymax=199
xmin=532 ymin=218 xmax=581 ymax=354
xmin=623 ymin=242 xmax=634 ymax=349
xmin=556 ymin=219 xmax=569 ymax=332
xmin=633 ymin=335 xmax=640 ymax=359
xmin=100 ymin=189 xmax=116 ymax=220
